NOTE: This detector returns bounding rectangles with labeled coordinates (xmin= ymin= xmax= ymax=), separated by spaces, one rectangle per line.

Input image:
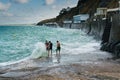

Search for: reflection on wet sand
xmin=47 ymin=54 xmax=61 ymax=64
xmin=56 ymin=54 xmax=61 ymax=63
xmin=47 ymin=57 xmax=53 ymax=63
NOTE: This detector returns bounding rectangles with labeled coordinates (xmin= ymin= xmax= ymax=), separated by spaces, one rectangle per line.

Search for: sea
xmin=0 ymin=25 xmax=112 ymax=67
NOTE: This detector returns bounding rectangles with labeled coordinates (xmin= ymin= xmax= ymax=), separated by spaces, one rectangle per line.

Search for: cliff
xmin=37 ymin=0 xmax=118 ymax=25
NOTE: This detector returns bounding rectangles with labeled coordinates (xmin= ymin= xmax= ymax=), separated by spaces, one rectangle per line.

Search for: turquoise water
xmin=0 ymin=25 xmax=112 ymax=65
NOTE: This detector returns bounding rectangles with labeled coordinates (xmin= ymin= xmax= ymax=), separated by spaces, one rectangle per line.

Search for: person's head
xmin=49 ymin=41 xmax=51 ymax=43
xmin=57 ymin=41 xmax=59 ymax=43
xmin=46 ymin=40 xmax=48 ymax=42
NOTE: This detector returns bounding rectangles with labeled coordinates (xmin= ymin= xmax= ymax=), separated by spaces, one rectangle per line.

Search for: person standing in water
xmin=45 ymin=40 xmax=49 ymax=57
xmin=56 ymin=41 xmax=61 ymax=55
xmin=49 ymin=41 xmax=53 ymax=56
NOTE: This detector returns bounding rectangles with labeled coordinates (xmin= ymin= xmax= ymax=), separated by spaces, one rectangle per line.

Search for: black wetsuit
xmin=49 ymin=42 xmax=53 ymax=50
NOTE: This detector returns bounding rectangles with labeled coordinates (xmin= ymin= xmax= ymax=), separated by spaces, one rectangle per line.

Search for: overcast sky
xmin=0 ymin=0 xmax=78 ymax=25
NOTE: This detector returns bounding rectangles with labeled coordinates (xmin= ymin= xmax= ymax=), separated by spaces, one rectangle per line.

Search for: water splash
xmin=30 ymin=42 xmax=48 ymax=59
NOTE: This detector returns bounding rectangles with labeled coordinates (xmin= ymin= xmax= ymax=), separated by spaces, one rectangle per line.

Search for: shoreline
xmin=0 ymin=26 xmax=120 ymax=80
xmin=0 ymin=59 xmax=120 ymax=80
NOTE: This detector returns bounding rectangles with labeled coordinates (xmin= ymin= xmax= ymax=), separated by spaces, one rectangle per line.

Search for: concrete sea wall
xmin=109 ymin=14 xmax=120 ymax=43
xmin=89 ymin=13 xmax=120 ymax=57
xmin=62 ymin=13 xmax=120 ymax=58
xmin=89 ymin=19 xmax=106 ymax=40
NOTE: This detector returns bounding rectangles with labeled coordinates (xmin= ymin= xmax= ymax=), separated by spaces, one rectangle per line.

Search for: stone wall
xmin=62 ymin=13 xmax=120 ymax=58
xmin=109 ymin=14 xmax=120 ymax=43
xmin=100 ymin=13 xmax=120 ymax=57
xmin=62 ymin=23 xmax=87 ymax=30
xmin=62 ymin=23 xmax=71 ymax=28
xmin=89 ymin=19 xmax=106 ymax=40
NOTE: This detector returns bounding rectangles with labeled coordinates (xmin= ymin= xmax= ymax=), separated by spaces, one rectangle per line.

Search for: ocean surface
xmin=0 ymin=25 xmax=112 ymax=66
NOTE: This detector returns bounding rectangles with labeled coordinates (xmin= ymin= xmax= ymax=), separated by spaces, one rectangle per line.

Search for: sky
xmin=0 ymin=0 xmax=78 ymax=25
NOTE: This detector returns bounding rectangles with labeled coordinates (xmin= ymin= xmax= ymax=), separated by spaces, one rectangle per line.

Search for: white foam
xmin=0 ymin=42 xmax=48 ymax=66
xmin=0 ymin=27 xmax=112 ymax=67
xmin=0 ymin=57 xmax=29 ymax=66
xmin=30 ymin=42 xmax=48 ymax=59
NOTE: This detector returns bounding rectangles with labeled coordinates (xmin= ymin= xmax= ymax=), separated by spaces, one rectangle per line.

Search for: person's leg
xmin=48 ymin=50 xmax=50 ymax=57
xmin=51 ymin=49 xmax=52 ymax=56
xmin=59 ymin=50 xmax=60 ymax=56
xmin=46 ymin=49 xmax=47 ymax=54
xmin=56 ymin=49 xmax=58 ymax=56
xmin=59 ymin=47 xmax=61 ymax=55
